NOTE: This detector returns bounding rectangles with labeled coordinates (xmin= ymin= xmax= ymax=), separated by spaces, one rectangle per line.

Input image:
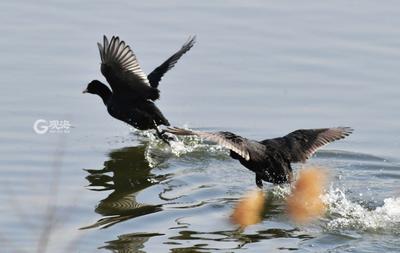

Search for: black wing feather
xmin=147 ymin=36 xmax=196 ymax=88
xmin=264 ymin=127 xmax=353 ymax=163
xmin=98 ymin=35 xmax=159 ymax=101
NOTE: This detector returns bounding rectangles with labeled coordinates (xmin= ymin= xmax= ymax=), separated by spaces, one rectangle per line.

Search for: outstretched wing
xmin=265 ymin=127 xmax=353 ymax=163
xmin=147 ymin=36 xmax=196 ymax=88
xmin=166 ymin=127 xmax=265 ymax=161
xmin=98 ymin=36 xmax=159 ymax=100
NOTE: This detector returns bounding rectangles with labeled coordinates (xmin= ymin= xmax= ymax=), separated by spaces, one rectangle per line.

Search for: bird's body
xmin=84 ymin=35 xmax=196 ymax=138
xmin=230 ymin=141 xmax=292 ymax=185
xmin=166 ymin=127 xmax=353 ymax=187
xmin=106 ymin=96 xmax=169 ymax=130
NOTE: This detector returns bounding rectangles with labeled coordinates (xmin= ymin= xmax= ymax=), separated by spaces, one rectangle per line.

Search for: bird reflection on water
xmin=80 ymin=139 xmax=316 ymax=252
xmin=82 ymin=144 xmax=167 ymax=229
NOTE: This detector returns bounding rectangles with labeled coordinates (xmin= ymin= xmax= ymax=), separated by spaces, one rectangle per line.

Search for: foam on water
xmin=323 ymin=187 xmax=400 ymax=234
xmin=271 ymin=184 xmax=400 ymax=235
xmin=142 ymin=132 xmax=227 ymax=168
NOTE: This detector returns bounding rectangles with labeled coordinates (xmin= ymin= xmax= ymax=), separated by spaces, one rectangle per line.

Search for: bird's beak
xmin=82 ymin=88 xmax=88 ymax=94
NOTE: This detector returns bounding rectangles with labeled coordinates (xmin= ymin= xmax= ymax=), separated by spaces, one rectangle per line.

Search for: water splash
xmin=323 ymin=187 xmax=400 ymax=234
xmin=143 ymin=133 xmax=227 ymax=168
xmin=268 ymin=182 xmax=400 ymax=235
xmin=270 ymin=184 xmax=292 ymax=199
xmin=168 ymin=131 xmax=227 ymax=157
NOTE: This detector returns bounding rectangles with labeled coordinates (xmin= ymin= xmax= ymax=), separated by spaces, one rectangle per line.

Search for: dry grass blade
xmin=286 ymin=167 xmax=328 ymax=224
xmin=230 ymin=189 xmax=266 ymax=228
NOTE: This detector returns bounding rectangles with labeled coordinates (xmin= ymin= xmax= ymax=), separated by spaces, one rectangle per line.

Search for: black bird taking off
xmin=83 ymin=35 xmax=196 ymax=140
xmin=166 ymin=127 xmax=353 ymax=188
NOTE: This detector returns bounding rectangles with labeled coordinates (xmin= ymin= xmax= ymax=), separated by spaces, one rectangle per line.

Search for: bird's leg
xmin=155 ymin=127 xmax=170 ymax=145
xmin=255 ymin=175 xmax=263 ymax=189
xmin=153 ymin=122 xmax=172 ymax=145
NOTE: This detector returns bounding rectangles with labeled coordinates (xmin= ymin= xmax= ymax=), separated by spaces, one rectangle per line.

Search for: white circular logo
xmin=33 ymin=119 xmax=49 ymax=134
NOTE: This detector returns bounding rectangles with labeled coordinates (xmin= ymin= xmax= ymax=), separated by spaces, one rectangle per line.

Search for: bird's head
xmin=82 ymin=80 xmax=112 ymax=105
xmin=82 ymin=80 xmax=105 ymax=95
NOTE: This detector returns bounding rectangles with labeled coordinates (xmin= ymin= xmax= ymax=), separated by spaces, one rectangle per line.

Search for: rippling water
xmin=1 ymin=1 xmax=400 ymax=252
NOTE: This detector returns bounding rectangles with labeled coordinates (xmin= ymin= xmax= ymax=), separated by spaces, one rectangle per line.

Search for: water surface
xmin=0 ymin=1 xmax=399 ymax=252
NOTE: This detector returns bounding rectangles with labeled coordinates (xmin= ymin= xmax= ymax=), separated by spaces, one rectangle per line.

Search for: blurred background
xmin=0 ymin=1 xmax=399 ymax=252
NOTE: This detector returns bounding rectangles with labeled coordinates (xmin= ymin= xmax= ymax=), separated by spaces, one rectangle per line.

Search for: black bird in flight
xmin=166 ymin=127 xmax=353 ymax=188
xmin=83 ymin=35 xmax=196 ymax=141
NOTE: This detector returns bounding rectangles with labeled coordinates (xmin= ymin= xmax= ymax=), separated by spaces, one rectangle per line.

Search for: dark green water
xmin=1 ymin=1 xmax=399 ymax=252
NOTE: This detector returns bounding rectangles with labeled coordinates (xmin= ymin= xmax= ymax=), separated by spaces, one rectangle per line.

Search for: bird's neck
xmin=229 ymin=150 xmax=242 ymax=160
xmin=96 ymin=82 xmax=112 ymax=105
